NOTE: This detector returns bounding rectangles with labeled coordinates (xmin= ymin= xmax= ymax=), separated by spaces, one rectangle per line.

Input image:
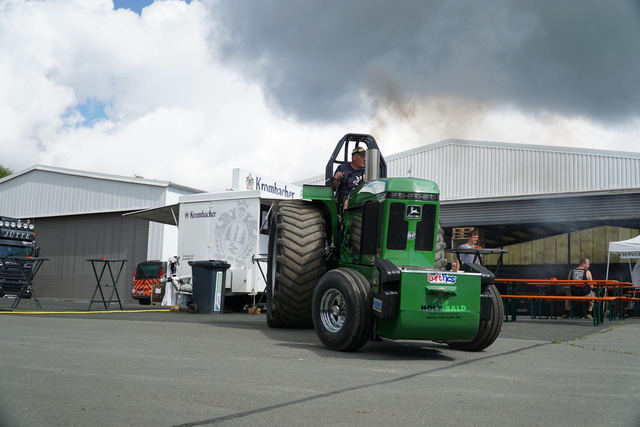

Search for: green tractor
xmin=266 ymin=133 xmax=503 ymax=351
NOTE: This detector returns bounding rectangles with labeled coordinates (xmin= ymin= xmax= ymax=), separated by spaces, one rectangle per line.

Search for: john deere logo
xmin=406 ymin=205 xmax=421 ymax=219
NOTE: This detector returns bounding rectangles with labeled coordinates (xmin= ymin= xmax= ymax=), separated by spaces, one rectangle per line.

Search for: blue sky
xmin=113 ymin=1 xmax=192 ymax=14
xmin=113 ymin=0 xmax=159 ymax=14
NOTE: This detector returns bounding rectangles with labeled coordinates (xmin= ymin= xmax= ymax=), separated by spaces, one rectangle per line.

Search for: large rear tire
xmin=312 ymin=268 xmax=373 ymax=351
xmin=266 ymin=200 xmax=327 ymax=328
xmin=446 ymin=284 xmax=503 ymax=351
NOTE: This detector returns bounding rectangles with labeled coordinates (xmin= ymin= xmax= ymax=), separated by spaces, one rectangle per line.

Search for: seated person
xmin=333 ymin=146 xmax=366 ymax=211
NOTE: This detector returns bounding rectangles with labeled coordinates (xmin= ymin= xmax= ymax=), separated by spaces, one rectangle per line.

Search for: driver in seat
xmin=332 ymin=146 xmax=366 ymax=211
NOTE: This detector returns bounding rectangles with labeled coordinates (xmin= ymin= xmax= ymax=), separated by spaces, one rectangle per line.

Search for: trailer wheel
xmin=446 ymin=284 xmax=503 ymax=351
xmin=312 ymin=268 xmax=373 ymax=351
xmin=266 ymin=200 xmax=327 ymax=328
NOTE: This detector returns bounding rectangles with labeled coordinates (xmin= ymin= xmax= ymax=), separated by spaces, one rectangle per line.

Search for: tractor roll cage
xmin=324 ymin=133 xmax=387 ymax=186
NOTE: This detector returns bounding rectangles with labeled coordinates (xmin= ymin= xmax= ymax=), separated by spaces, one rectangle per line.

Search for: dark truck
xmin=0 ymin=217 xmax=39 ymax=298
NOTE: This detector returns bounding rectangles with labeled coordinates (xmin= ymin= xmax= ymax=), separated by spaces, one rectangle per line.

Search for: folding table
xmin=87 ymin=258 xmax=127 ymax=310
xmin=8 ymin=256 xmax=49 ymax=309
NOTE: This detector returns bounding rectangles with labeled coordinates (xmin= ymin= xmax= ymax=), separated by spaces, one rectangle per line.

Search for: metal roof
xmin=0 ymin=164 xmax=204 ymax=219
xmin=1 ymin=164 xmax=204 ymax=192
xmin=390 ymin=139 xmax=640 ymax=200
xmin=299 ymin=139 xmax=640 ymax=200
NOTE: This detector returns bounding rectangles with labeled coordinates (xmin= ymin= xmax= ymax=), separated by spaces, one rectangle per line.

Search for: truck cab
xmin=0 ymin=217 xmax=39 ymax=298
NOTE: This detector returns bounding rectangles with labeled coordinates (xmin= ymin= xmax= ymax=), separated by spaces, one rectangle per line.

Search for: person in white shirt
xmin=458 ymin=229 xmax=481 ymax=265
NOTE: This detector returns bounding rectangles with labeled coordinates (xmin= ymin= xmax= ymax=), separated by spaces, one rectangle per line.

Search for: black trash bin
xmin=187 ymin=260 xmax=231 ymax=314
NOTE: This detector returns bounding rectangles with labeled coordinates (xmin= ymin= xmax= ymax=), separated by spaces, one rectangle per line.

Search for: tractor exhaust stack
xmin=365 ymin=148 xmax=380 ymax=182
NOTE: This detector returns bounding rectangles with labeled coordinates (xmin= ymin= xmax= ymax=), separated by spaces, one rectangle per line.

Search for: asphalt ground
xmin=1 ymin=299 xmax=639 ymax=427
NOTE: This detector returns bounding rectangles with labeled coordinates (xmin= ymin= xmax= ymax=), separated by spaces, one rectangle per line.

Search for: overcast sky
xmin=1 ymin=0 xmax=639 ymax=192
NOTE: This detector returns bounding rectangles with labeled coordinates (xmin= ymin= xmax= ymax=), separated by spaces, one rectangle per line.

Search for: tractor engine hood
xmin=349 ymin=178 xmax=440 ymax=206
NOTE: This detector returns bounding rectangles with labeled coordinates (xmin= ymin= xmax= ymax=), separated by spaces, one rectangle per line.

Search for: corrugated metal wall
xmin=298 ymin=139 xmax=640 ymax=270
xmin=1 ymin=167 xmax=169 ymax=218
xmin=385 ymin=140 xmax=640 ymax=200
xmin=32 ymin=212 xmax=149 ymax=302
xmin=0 ymin=166 xmax=206 ymax=301
xmin=300 ymin=139 xmax=640 ymax=200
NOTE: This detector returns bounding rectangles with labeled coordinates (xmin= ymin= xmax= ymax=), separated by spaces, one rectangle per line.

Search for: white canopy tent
xmin=606 ymin=235 xmax=640 ymax=286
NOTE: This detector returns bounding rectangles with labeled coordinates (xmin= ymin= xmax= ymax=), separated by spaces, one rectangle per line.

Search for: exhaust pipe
xmin=365 ymin=148 xmax=380 ymax=182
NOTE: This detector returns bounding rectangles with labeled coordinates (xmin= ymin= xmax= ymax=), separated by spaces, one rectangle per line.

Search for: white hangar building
xmin=385 ymin=139 xmax=640 ymax=247
xmin=301 ymin=138 xmax=640 ymax=280
xmin=0 ymin=165 xmax=203 ymax=302
xmin=302 ymin=139 xmax=640 ymax=247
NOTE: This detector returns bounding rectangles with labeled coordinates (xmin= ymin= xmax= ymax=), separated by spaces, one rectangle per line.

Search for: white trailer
xmin=126 ymin=170 xmax=303 ymax=310
xmin=175 ymin=190 xmax=277 ymax=309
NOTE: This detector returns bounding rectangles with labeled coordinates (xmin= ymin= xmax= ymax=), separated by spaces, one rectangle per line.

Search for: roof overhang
xmin=441 ymin=190 xmax=640 ymax=247
xmin=124 ymin=204 xmax=180 ymax=226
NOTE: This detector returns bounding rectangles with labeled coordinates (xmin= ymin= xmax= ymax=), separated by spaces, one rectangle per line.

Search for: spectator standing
xmin=562 ymin=257 xmax=594 ymax=319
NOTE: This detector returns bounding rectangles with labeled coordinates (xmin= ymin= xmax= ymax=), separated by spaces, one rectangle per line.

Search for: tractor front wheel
xmin=312 ymin=268 xmax=373 ymax=351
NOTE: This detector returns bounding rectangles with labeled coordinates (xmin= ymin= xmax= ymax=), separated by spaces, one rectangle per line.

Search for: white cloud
xmin=0 ymin=0 xmax=638 ymax=193
xmin=0 ymin=0 xmax=360 ymax=189
xmin=369 ymin=97 xmax=640 ymax=154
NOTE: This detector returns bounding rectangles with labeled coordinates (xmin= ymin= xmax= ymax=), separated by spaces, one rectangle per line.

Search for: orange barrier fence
xmin=495 ymin=279 xmax=639 ymax=326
